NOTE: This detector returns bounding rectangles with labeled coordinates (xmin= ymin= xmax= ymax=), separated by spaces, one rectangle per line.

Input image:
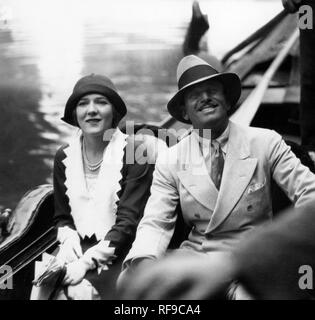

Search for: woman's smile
xmin=85 ymin=118 xmax=102 ymax=124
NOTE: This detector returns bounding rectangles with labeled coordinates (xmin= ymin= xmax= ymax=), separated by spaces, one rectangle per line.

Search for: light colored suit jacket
xmin=124 ymin=121 xmax=315 ymax=264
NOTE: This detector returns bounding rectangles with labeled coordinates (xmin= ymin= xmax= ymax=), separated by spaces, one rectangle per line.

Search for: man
xmin=119 ymin=55 xmax=315 ymax=297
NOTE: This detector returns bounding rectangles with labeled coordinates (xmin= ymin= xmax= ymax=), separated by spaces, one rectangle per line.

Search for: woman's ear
xmin=72 ymin=108 xmax=79 ymax=127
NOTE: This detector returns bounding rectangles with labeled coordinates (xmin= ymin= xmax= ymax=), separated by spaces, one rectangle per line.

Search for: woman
xmin=35 ymin=74 xmax=155 ymax=299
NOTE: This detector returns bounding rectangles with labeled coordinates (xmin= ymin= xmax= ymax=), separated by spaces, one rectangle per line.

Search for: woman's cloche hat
xmin=167 ymin=55 xmax=242 ymax=124
xmin=62 ymin=74 xmax=127 ymax=126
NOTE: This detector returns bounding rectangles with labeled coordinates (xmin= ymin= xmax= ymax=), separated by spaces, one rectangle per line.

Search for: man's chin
xmin=193 ymin=116 xmax=221 ymax=129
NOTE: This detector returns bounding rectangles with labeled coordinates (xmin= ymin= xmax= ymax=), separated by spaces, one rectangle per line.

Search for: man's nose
xmin=201 ymin=91 xmax=211 ymax=101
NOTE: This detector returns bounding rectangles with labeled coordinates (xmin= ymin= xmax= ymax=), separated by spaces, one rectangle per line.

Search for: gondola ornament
xmin=0 ymin=208 xmax=13 ymax=241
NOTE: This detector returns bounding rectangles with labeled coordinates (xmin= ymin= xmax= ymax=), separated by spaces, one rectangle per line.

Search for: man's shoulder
xmin=167 ymin=132 xmax=192 ymax=155
xmin=231 ymin=122 xmax=280 ymax=142
xmin=153 ymin=133 xmax=191 ymax=169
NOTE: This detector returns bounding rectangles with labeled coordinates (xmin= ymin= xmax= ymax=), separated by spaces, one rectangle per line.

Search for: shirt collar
xmin=193 ymin=122 xmax=230 ymax=156
xmin=216 ymin=122 xmax=230 ymax=154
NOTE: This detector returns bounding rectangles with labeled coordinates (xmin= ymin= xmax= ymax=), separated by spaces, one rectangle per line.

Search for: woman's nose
xmin=87 ymin=101 xmax=97 ymax=114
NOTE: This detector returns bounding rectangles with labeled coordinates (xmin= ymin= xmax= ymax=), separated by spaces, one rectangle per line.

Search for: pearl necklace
xmin=82 ymin=140 xmax=103 ymax=172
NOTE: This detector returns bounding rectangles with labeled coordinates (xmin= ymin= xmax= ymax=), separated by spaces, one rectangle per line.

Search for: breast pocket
xmin=244 ymin=180 xmax=268 ymax=213
xmin=247 ymin=179 xmax=266 ymax=194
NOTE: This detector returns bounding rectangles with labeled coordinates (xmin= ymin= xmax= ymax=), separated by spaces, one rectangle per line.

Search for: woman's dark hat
xmin=62 ymin=74 xmax=127 ymax=126
xmin=167 ymin=55 xmax=242 ymax=124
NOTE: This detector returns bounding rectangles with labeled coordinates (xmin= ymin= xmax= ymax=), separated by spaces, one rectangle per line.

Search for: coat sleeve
xmin=268 ymin=130 xmax=315 ymax=208
xmin=53 ymin=146 xmax=76 ymax=230
xmin=123 ymin=149 xmax=179 ymax=265
xmin=104 ymin=160 xmax=155 ymax=259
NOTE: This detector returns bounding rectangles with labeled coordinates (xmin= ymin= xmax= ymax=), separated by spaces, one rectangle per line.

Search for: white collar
xmin=62 ymin=128 xmax=128 ymax=240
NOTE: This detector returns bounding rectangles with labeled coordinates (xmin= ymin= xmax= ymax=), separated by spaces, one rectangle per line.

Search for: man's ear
xmin=181 ymin=106 xmax=189 ymax=121
xmin=224 ymin=97 xmax=232 ymax=113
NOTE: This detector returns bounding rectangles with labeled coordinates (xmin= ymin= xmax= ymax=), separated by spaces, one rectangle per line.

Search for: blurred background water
xmin=0 ymin=0 xmax=282 ymax=208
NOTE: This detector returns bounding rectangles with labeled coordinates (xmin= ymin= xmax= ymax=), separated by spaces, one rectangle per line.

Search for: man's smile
xmin=197 ymin=101 xmax=219 ymax=112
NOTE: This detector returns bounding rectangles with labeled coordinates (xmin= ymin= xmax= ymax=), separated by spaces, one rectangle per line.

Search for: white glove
xmin=81 ymin=240 xmax=116 ymax=274
xmin=56 ymin=227 xmax=83 ymax=264
xmin=66 ymin=279 xmax=100 ymax=300
xmin=63 ymin=259 xmax=89 ymax=285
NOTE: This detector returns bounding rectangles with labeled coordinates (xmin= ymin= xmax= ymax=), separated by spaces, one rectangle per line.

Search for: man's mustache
xmin=197 ymin=99 xmax=219 ymax=111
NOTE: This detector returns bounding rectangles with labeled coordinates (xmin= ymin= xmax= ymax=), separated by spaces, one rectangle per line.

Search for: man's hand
xmin=63 ymin=260 xmax=89 ymax=286
xmin=282 ymin=0 xmax=303 ymax=13
xmin=120 ymin=251 xmax=237 ymax=300
xmin=117 ymin=257 xmax=156 ymax=292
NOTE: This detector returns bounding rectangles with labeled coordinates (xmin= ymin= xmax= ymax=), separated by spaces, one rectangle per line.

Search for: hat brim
xmin=62 ymin=85 xmax=127 ymax=126
xmin=167 ymin=72 xmax=241 ymax=124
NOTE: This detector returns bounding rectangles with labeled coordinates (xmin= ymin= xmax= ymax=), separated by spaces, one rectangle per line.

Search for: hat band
xmin=178 ymin=64 xmax=219 ymax=90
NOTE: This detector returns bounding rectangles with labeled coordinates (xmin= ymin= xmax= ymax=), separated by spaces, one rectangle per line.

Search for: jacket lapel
xmin=177 ymin=133 xmax=218 ymax=211
xmin=206 ymin=121 xmax=257 ymax=233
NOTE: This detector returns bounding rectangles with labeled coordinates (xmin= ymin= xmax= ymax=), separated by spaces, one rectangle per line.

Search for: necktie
xmin=210 ymin=140 xmax=225 ymax=190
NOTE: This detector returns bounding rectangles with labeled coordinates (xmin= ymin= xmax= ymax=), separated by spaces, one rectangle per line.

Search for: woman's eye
xmin=97 ymin=99 xmax=108 ymax=105
xmin=77 ymin=101 xmax=87 ymax=106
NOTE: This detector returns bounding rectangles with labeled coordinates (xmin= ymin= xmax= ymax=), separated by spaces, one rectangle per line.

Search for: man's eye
xmin=188 ymin=93 xmax=198 ymax=100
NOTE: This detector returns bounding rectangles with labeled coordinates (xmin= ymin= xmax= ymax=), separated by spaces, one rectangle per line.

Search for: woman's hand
xmin=57 ymin=239 xmax=83 ymax=264
xmin=66 ymin=280 xmax=100 ymax=300
xmin=63 ymin=260 xmax=89 ymax=286
xmin=57 ymin=229 xmax=83 ymax=264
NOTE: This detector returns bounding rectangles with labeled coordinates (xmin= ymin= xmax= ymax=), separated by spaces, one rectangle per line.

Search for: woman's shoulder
xmin=54 ymin=144 xmax=70 ymax=162
xmin=121 ymin=135 xmax=158 ymax=180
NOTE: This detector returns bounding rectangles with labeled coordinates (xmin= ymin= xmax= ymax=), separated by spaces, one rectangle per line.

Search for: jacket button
xmin=247 ymin=205 xmax=253 ymax=211
xmin=194 ymin=213 xmax=201 ymax=218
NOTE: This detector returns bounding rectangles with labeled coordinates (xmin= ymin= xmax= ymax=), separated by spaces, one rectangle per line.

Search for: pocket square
xmin=248 ymin=181 xmax=265 ymax=194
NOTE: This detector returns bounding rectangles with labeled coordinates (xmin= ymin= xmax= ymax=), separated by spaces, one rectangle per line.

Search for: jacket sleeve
xmin=104 ymin=160 xmax=155 ymax=258
xmin=53 ymin=146 xmax=76 ymax=230
xmin=268 ymin=130 xmax=315 ymax=208
xmin=123 ymin=149 xmax=179 ymax=266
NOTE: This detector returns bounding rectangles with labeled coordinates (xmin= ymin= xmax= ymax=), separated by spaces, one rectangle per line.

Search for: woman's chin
xmin=82 ymin=128 xmax=106 ymax=137
xmin=82 ymin=124 xmax=112 ymax=137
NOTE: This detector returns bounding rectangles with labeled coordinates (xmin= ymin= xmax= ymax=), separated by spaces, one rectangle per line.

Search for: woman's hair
xmin=71 ymin=97 xmax=121 ymax=129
